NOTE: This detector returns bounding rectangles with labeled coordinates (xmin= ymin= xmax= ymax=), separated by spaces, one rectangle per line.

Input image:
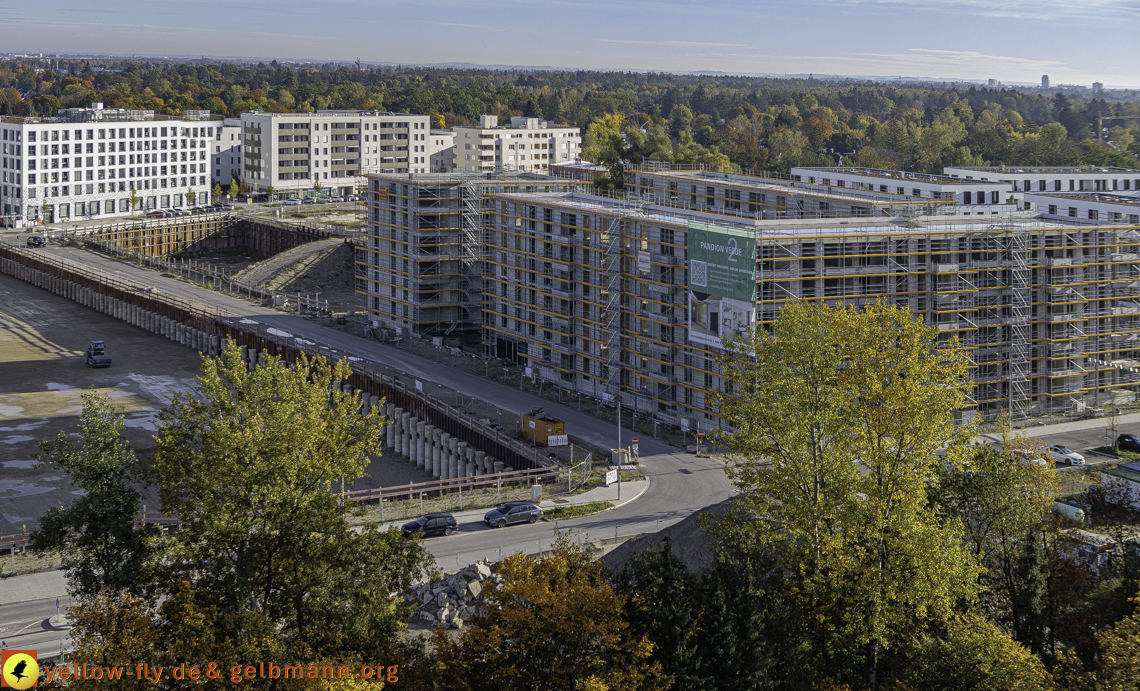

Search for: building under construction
xmin=356 ymin=169 xmax=1140 ymax=427
xmin=356 ymin=172 xmax=588 ymax=339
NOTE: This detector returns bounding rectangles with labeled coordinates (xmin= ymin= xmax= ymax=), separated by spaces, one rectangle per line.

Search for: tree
xmin=152 ymin=341 xmax=430 ymax=660
xmin=314 ymin=177 xmax=324 ymax=196
xmin=212 ymin=182 xmax=223 ymax=199
xmin=30 ymin=393 xmax=155 ymax=596
xmin=893 ymin=613 xmax=1051 ymax=691
xmin=227 ymin=178 xmax=240 ymax=199
xmin=613 ymin=538 xmax=702 ymax=688
xmin=581 ymin=112 xmax=627 ymax=189
xmin=185 ymin=187 xmax=196 ymax=206
xmin=432 ymin=533 xmax=668 ymax=691
xmin=711 ymin=301 xmax=982 ymax=690
xmin=265 ymin=184 xmax=276 ymax=202
xmin=669 ymin=104 xmax=694 ymax=140
xmin=929 ymin=439 xmax=1057 ymax=657
xmin=128 ymin=189 xmax=141 ymax=215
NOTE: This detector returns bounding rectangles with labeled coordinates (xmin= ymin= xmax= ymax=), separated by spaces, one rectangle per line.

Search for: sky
xmin=2 ymin=0 xmax=1138 ymax=88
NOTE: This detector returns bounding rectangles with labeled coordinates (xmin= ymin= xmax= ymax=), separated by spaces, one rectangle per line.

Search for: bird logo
xmin=1 ymin=650 xmax=38 ymax=689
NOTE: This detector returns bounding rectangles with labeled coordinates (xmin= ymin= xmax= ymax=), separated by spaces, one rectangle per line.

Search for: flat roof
xmin=633 ymin=169 xmax=950 ymax=206
xmin=794 ymin=166 xmax=1002 ymax=186
xmin=494 ymin=192 xmax=1068 ymax=238
xmin=1025 ymin=192 xmax=1140 ymax=207
xmin=243 ymin=110 xmax=420 ymax=118
xmin=1104 ymin=462 xmax=1140 ymax=484
xmin=948 ymin=166 xmax=1140 ymax=174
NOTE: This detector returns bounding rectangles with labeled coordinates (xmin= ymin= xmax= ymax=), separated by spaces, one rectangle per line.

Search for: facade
xmin=480 ymin=195 xmax=1140 ymax=425
xmin=355 ymin=170 xmax=1140 ymax=430
xmin=625 ymin=166 xmax=1005 ymax=218
xmin=454 ymin=115 xmax=582 ymax=174
xmin=429 ymin=129 xmax=456 ymax=172
xmin=1042 ymin=75 xmax=1050 ymax=89
xmin=211 ymin=117 xmax=242 ymax=190
xmin=792 ymin=166 xmax=1016 ymax=210
xmin=944 ymin=165 xmax=1140 ymax=195
xmin=240 ymin=110 xmax=431 ymax=199
xmin=1 ymin=103 xmax=218 ymax=227
xmin=1026 ymin=192 xmax=1140 ymax=225
xmin=356 ymin=172 xmax=588 ymax=338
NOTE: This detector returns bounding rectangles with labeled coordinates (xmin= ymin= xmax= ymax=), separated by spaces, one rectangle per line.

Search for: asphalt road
xmin=0 ymin=597 xmax=72 ymax=659
xmin=15 ymin=243 xmax=735 ymax=561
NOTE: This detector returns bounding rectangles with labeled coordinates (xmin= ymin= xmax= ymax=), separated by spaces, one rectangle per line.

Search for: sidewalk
xmin=0 ymin=569 xmax=67 ymax=607
xmin=374 ymin=478 xmax=650 ymax=531
xmin=976 ymin=412 xmax=1140 ymax=443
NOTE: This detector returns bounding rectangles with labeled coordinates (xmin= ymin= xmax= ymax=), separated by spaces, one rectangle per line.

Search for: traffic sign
xmin=698 ymin=429 xmax=706 ymax=439
xmin=631 ymin=437 xmax=639 ymax=461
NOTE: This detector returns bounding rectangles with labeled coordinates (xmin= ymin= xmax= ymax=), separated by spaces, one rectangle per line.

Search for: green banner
xmin=687 ymin=222 xmax=756 ymax=302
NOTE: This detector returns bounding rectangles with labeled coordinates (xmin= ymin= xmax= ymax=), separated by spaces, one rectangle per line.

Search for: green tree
xmin=581 ymin=112 xmax=627 ymax=190
xmin=265 ymin=184 xmax=276 ymax=202
xmin=712 ymin=301 xmax=982 ymax=689
xmin=227 ymin=178 xmax=240 ymax=199
xmin=212 ymin=182 xmax=223 ymax=200
xmin=314 ymin=177 xmax=324 ymax=196
xmin=668 ymin=104 xmax=694 ymax=140
xmin=30 ymin=393 xmax=154 ymax=596
xmin=152 ymin=342 xmax=430 ymax=659
xmin=614 ymin=538 xmax=702 ymax=688
xmin=128 ymin=188 xmax=141 ymax=215
xmin=185 ymin=187 xmax=195 ymax=206
xmin=894 ymin=612 xmax=1052 ymax=691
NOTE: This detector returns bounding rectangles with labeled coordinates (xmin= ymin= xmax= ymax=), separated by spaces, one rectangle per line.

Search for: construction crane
xmin=1096 ymin=115 xmax=1140 ymax=143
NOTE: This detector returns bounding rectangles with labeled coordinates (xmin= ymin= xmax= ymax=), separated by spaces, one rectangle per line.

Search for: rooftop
xmin=635 ymin=169 xmax=953 ymax=206
xmin=1025 ymin=192 xmax=1140 ymax=207
xmin=1 ymin=104 xmax=219 ymax=124
xmin=243 ymin=110 xmax=419 ymax=118
xmin=948 ymin=165 xmax=1140 ymax=174
xmin=1104 ymin=461 xmax=1140 ymax=484
xmin=494 ymin=192 xmax=1066 ymax=238
xmin=795 ymin=166 xmax=1004 ymax=186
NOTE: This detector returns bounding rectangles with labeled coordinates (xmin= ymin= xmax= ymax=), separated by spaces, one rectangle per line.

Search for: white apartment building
xmin=1 ymin=103 xmax=217 ymax=227
xmin=944 ymin=165 xmax=1140 ymax=195
xmin=792 ymin=166 xmax=1016 ymax=212
xmin=240 ymin=110 xmax=431 ymax=199
xmin=455 ymin=115 xmax=581 ymax=174
xmin=429 ymin=129 xmax=456 ymax=172
xmin=211 ymin=117 xmax=242 ymax=190
xmin=1026 ymin=192 xmax=1140 ymax=224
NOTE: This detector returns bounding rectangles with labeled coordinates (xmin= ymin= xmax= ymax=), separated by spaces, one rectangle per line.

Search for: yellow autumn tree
xmin=431 ymin=533 xmax=669 ymax=691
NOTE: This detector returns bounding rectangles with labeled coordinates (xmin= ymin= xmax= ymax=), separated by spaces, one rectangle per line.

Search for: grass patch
xmin=1091 ymin=446 xmax=1140 ymax=461
xmin=545 ymin=501 xmax=613 ymax=521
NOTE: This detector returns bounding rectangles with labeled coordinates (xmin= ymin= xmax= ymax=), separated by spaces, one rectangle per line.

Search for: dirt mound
xmin=602 ymin=497 xmax=734 ymax=575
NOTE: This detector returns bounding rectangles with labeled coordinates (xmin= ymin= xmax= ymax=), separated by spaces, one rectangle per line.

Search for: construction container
xmin=520 ymin=409 xmax=565 ymax=446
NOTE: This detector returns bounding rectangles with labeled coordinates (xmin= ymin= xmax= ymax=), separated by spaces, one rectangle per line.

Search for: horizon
xmin=2 ymin=0 xmax=1137 ymax=90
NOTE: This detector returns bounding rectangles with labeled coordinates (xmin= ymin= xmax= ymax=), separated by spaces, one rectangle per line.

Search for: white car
xmin=1046 ymin=445 xmax=1085 ymax=465
xmin=283 ymin=199 xmax=302 ymax=206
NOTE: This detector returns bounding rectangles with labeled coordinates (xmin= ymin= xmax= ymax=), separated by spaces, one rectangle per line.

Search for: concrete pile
xmin=383 ymin=403 xmax=508 ymax=480
xmin=407 ymin=560 xmax=500 ymax=630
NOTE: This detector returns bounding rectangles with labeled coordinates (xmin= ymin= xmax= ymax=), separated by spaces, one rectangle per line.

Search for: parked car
xmin=1117 ymin=434 xmax=1140 ymax=453
xmin=315 ymin=197 xmax=329 ymax=204
xmin=346 ymin=195 xmax=359 ymax=202
xmin=484 ymin=501 xmax=543 ymax=528
xmin=219 ymin=204 xmax=235 ymax=211
xmin=401 ymin=513 xmax=458 ymax=538
xmin=283 ymin=199 xmax=302 ymax=206
xmin=25 ymin=236 xmax=46 ymax=247
xmin=302 ymin=198 xmax=316 ymax=205
xmin=146 ymin=210 xmax=165 ymax=218
xmin=330 ymin=196 xmax=344 ymax=203
xmin=1046 ymin=445 xmax=1085 ymax=465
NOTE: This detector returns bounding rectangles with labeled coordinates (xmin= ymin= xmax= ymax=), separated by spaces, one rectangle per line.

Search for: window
xmin=1068 ymin=207 xmax=1078 ymax=217
xmin=1088 ymin=209 xmax=1098 ymax=221
xmin=1048 ymin=205 xmax=1057 ymax=215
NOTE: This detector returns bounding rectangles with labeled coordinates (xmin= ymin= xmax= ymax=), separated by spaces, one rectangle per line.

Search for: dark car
xmin=484 ymin=501 xmax=543 ymax=528
xmin=25 ymin=236 xmax=46 ymax=248
xmin=1117 ymin=434 xmax=1140 ymax=453
xmin=401 ymin=512 xmax=458 ymax=538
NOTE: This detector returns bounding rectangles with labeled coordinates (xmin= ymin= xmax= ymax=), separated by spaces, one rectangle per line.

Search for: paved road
xmin=0 ymin=597 xmax=72 ymax=660
xmin=19 ymin=244 xmax=735 ymax=560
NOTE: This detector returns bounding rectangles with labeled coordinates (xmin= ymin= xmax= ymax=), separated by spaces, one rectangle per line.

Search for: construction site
xmin=356 ymin=172 xmax=588 ymax=345
xmin=353 ymin=166 xmax=1140 ymax=427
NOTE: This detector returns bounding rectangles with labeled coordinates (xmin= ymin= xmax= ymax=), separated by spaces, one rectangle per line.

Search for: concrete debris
xmin=407 ymin=558 xmax=500 ymax=629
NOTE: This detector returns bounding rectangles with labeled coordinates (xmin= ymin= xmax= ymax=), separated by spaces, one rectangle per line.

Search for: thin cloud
xmin=598 ymin=39 xmax=753 ymax=49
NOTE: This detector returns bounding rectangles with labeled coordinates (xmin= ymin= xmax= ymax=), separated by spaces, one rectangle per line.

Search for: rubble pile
xmin=408 ymin=560 xmax=501 ymax=629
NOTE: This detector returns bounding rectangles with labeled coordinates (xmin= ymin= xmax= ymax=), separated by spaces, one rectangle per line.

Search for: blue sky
xmin=3 ymin=0 xmax=1138 ymax=88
